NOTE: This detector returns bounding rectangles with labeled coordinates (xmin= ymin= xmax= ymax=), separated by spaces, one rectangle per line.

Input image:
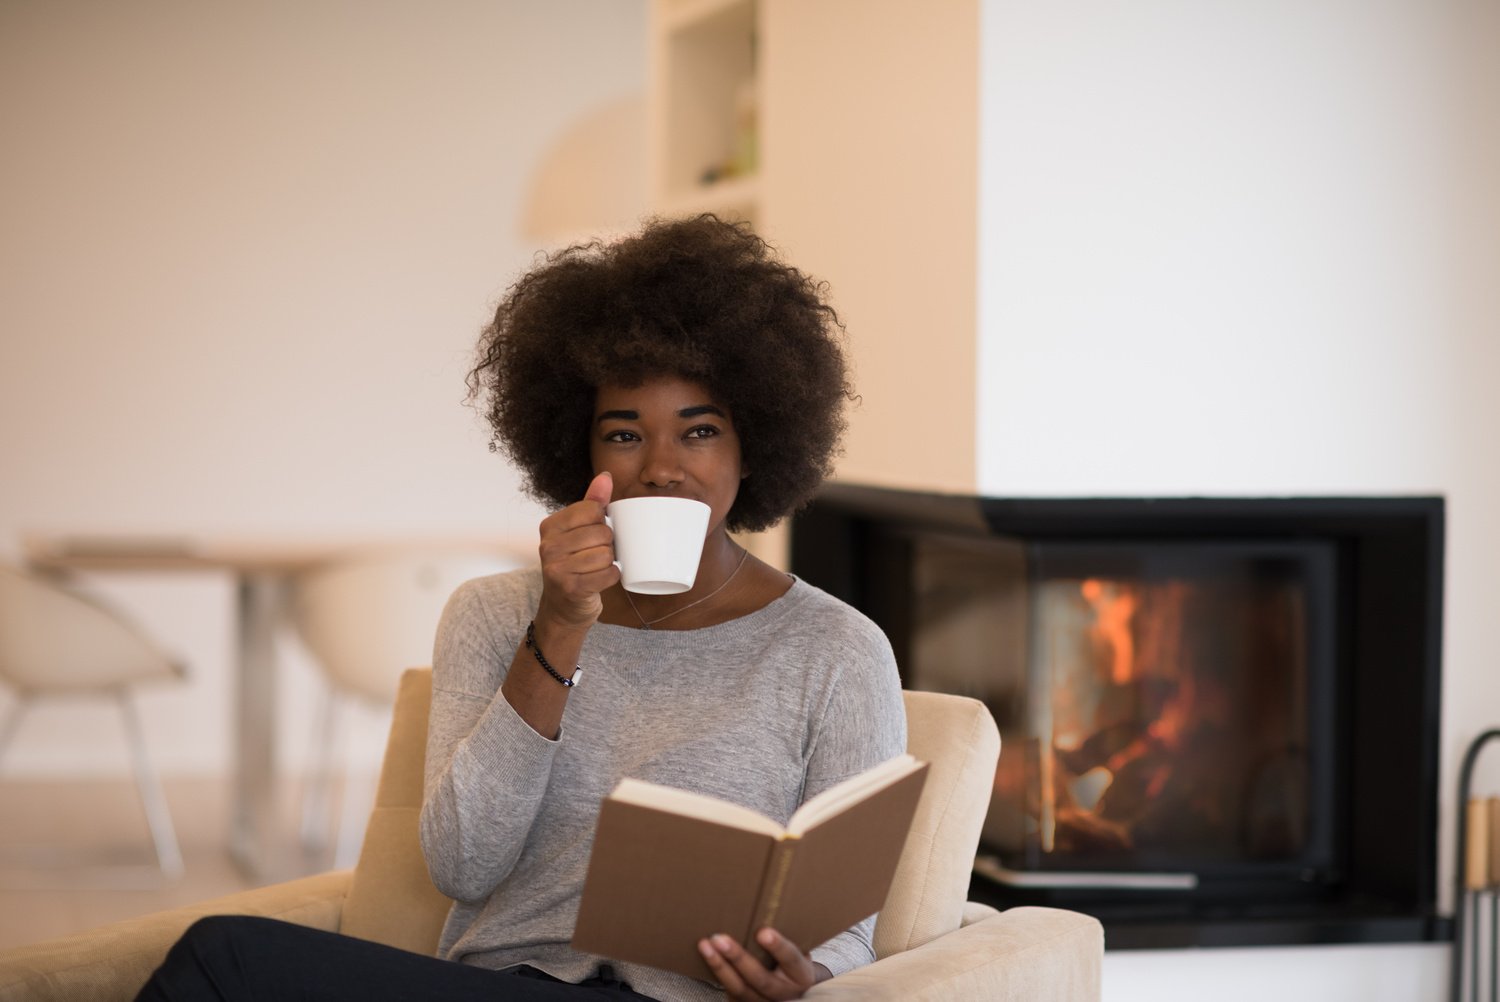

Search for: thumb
xmin=584 ymin=471 xmax=613 ymax=509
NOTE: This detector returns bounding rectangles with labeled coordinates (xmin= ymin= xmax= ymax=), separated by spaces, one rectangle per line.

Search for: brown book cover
xmin=571 ymin=755 xmax=929 ymax=981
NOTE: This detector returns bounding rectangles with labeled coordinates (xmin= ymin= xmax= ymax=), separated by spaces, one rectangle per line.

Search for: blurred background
xmin=1 ymin=0 xmax=643 ymax=775
xmin=2 ymin=2 xmax=1497 ymax=1000
xmin=0 ymin=0 xmax=642 ymax=947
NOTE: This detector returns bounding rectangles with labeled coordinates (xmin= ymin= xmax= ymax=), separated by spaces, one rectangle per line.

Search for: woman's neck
xmin=600 ymin=531 xmax=787 ymax=630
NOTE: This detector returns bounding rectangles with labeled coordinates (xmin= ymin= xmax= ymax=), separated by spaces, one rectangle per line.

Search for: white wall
xmin=978 ymin=1 xmax=1499 ymax=999
xmin=0 ymin=0 xmax=648 ymax=776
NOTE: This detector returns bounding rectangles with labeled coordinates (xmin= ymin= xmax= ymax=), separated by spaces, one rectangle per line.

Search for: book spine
xmin=745 ymin=837 xmax=799 ymax=964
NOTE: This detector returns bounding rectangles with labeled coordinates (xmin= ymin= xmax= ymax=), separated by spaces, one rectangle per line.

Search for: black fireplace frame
xmin=789 ymin=483 xmax=1448 ymax=950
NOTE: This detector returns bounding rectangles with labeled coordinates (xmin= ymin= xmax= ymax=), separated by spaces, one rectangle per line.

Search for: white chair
xmin=290 ymin=547 xmax=524 ymax=867
xmin=0 ymin=565 xmax=186 ymax=880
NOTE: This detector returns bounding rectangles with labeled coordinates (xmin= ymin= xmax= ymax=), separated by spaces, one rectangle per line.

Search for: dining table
xmin=22 ymin=531 xmax=523 ymax=883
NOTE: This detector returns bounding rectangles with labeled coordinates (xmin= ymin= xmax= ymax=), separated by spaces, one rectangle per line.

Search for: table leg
xmin=230 ymin=573 xmax=284 ymax=882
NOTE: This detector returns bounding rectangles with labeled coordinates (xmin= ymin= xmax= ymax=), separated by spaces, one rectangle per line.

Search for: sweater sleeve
xmin=799 ymin=610 xmax=908 ymax=978
xmin=419 ymin=573 xmax=561 ymax=904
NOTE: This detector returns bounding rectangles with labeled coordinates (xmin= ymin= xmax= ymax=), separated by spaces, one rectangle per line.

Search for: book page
xmin=610 ymin=777 xmax=785 ymax=838
xmin=786 ymin=754 xmax=921 ymax=836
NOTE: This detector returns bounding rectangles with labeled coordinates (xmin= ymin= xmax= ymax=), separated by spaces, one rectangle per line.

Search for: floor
xmin=0 ymin=775 xmax=333 ymax=951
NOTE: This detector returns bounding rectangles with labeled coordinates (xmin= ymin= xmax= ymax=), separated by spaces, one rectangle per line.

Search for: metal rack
xmin=1453 ymin=729 xmax=1500 ymax=1002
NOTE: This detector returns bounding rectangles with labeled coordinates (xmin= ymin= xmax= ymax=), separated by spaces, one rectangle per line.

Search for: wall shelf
xmin=651 ymin=0 xmax=759 ymax=221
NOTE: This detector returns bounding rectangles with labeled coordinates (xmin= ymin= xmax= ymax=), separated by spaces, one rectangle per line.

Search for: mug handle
xmin=603 ymin=513 xmax=621 ymax=573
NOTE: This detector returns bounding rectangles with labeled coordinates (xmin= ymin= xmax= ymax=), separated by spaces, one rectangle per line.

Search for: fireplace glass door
xmin=906 ymin=534 xmax=1339 ymax=886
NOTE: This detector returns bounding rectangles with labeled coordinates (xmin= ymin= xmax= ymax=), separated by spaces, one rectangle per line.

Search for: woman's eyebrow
xmin=679 ymin=405 xmax=727 ymax=419
xmin=596 ymin=404 xmax=726 ymax=423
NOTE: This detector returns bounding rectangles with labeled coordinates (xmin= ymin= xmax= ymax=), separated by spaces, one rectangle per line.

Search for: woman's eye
xmin=603 ymin=430 xmax=639 ymax=443
xmin=685 ymin=425 xmax=719 ymax=440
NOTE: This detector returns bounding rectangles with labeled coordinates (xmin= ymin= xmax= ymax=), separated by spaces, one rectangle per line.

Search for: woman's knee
xmin=175 ymin=915 xmax=267 ymax=956
xmin=140 ymin=916 xmax=300 ymax=1002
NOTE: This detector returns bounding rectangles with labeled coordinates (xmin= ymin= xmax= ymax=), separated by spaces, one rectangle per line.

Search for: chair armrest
xmin=804 ymin=906 xmax=1103 ymax=1002
xmin=962 ymin=900 xmax=1002 ymax=925
xmin=0 ymin=870 xmax=352 ymax=1002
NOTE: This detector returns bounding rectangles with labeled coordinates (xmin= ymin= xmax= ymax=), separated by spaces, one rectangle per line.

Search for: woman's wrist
xmin=524 ymin=621 xmax=582 ymax=687
xmin=532 ymin=595 xmax=601 ymax=637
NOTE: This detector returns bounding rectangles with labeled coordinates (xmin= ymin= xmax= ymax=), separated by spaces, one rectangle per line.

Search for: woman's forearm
xmin=420 ymin=684 xmax=558 ymax=902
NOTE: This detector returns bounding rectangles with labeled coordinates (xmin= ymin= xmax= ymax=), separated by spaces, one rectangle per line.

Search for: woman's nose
xmin=640 ymin=440 xmax=684 ymax=488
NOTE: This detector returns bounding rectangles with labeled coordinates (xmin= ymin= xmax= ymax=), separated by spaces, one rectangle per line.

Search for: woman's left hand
xmin=697 ymin=928 xmax=830 ymax=1001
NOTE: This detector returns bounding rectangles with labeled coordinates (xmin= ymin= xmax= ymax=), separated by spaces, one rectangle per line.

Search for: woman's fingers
xmin=754 ymin=928 xmax=817 ymax=987
xmin=583 ymin=471 xmax=613 ymax=509
xmin=697 ymin=931 xmax=813 ymax=1001
xmin=535 ymin=472 xmax=619 ymax=626
xmin=698 ymin=936 xmax=768 ymax=1001
xmin=538 ymin=474 xmax=614 ymax=565
xmin=537 ymin=519 xmax=614 ymax=569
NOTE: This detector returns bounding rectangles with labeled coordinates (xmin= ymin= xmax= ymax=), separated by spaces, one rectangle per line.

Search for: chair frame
xmin=0 ymin=687 xmax=183 ymax=881
xmin=0 ymin=565 xmax=187 ymax=884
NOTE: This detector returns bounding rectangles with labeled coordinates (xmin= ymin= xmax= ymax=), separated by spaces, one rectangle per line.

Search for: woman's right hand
xmin=534 ymin=471 xmax=620 ymax=632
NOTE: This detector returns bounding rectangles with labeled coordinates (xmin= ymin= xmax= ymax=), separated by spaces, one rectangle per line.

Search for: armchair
xmin=0 ymin=669 xmax=1102 ymax=1001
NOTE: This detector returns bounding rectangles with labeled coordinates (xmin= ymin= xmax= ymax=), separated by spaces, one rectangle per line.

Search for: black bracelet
xmin=525 ymin=621 xmax=581 ymax=687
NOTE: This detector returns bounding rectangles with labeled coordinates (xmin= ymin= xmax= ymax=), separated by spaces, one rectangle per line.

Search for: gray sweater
xmin=419 ymin=568 xmax=906 ymax=1002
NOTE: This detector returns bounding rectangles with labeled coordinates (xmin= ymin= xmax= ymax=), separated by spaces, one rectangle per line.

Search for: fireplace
xmin=790 ymin=484 xmax=1448 ymax=949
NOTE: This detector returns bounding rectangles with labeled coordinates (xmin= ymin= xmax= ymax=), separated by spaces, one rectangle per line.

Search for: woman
xmin=136 ymin=215 xmax=904 ymax=1002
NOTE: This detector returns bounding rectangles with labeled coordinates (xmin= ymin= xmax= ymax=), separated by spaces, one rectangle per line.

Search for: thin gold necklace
xmin=623 ymin=548 xmax=751 ymax=629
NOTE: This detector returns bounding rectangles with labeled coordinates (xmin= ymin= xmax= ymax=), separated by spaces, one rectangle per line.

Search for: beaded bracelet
xmin=525 ymin=621 xmax=582 ymax=687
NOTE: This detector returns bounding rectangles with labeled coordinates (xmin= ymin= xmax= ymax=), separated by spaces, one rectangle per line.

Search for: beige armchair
xmin=0 ymin=669 xmax=1102 ymax=1002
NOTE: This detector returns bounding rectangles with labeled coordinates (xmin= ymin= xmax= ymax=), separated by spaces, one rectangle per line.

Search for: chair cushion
xmin=0 ymin=872 xmax=349 ymax=1002
xmin=809 ymin=906 xmax=1103 ymax=1002
xmin=873 ymin=690 xmax=1001 ymax=958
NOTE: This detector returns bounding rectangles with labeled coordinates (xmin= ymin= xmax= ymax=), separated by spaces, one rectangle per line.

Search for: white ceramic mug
xmin=606 ymin=497 xmax=712 ymax=595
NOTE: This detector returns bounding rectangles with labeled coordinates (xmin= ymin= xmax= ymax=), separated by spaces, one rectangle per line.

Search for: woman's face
xmin=590 ymin=376 xmax=743 ymax=538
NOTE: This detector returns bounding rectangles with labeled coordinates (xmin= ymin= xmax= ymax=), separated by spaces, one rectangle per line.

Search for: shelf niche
xmin=653 ymin=0 xmax=760 ymax=223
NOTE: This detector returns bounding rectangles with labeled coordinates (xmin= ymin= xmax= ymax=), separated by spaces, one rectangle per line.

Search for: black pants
xmin=134 ymin=916 xmax=659 ymax=1001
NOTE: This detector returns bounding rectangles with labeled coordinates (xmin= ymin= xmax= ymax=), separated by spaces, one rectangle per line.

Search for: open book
xmin=571 ymin=754 xmax=929 ymax=981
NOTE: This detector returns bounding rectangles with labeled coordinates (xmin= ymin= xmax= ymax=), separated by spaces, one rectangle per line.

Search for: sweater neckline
xmin=589 ymin=575 xmax=809 ymax=647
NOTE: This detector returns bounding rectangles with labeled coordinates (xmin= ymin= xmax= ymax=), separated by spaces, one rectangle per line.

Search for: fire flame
xmin=1062 ymin=578 xmax=1200 ymax=838
xmin=1081 ymin=578 xmax=1138 ymax=684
